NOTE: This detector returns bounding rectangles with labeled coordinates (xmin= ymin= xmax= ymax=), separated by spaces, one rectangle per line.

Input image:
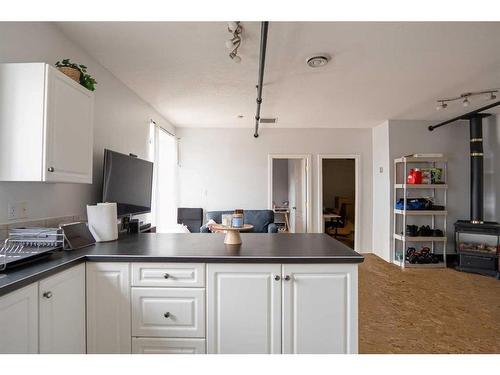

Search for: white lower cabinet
xmin=39 ymin=263 xmax=86 ymax=353
xmin=86 ymin=262 xmax=131 ymax=353
xmin=207 ymin=263 xmax=358 ymax=354
xmin=282 ymin=264 xmax=358 ymax=354
xmin=132 ymin=338 xmax=206 ymax=354
xmin=0 ymin=283 xmax=38 ymax=353
xmin=207 ymin=263 xmax=282 ymax=354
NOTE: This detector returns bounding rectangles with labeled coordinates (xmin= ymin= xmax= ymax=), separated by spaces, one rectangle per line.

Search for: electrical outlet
xmin=7 ymin=201 xmax=28 ymax=220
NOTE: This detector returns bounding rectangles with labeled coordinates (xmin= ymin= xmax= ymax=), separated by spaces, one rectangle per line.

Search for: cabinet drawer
xmin=132 ymin=337 xmax=206 ymax=354
xmin=131 ymin=263 xmax=205 ymax=287
xmin=132 ymin=288 xmax=205 ymax=338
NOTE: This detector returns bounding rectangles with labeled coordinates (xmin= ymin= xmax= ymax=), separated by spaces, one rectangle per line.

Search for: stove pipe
xmin=469 ymin=115 xmax=486 ymax=224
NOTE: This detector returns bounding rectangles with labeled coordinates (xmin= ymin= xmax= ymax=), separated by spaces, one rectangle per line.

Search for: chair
xmin=200 ymin=210 xmax=278 ymax=233
xmin=327 ymin=203 xmax=347 ymax=238
xmin=177 ymin=208 xmax=203 ymax=233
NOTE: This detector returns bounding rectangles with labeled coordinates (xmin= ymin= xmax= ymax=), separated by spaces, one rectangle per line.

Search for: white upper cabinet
xmin=39 ymin=264 xmax=86 ymax=354
xmin=0 ymin=63 xmax=94 ymax=183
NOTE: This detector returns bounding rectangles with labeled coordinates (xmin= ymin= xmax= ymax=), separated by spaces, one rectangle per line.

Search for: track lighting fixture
xmin=435 ymin=89 xmax=498 ymax=110
xmin=225 ymin=21 xmax=242 ymax=63
xmin=436 ymin=101 xmax=448 ymax=111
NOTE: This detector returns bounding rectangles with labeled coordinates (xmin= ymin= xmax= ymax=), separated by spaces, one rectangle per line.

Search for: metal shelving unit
xmin=392 ymin=156 xmax=448 ymax=269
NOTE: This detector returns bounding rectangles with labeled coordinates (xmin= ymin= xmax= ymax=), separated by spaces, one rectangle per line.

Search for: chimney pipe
xmin=469 ymin=115 xmax=487 ymax=224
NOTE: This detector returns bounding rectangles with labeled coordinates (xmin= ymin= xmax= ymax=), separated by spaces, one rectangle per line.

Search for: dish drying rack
xmin=0 ymin=228 xmax=64 ymax=271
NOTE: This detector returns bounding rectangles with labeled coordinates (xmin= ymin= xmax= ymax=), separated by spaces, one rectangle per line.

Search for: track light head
xmin=463 ymin=97 xmax=470 ymax=107
xmin=436 ymin=102 xmax=448 ymax=111
xmin=490 ymin=92 xmax=497 ymax=100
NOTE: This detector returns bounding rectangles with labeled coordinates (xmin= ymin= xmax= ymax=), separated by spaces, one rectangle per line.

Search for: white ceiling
xmin=57 ymin=22 xmax=500 ymax=128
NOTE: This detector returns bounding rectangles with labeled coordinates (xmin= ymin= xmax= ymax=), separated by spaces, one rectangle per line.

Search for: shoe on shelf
xmin=406 ymin=225 xmax=418 ymax=237
xmin=417 ymin=225 xmax=432 ymax=236
xmin=431 ymin=229 xmax=444 ymax=237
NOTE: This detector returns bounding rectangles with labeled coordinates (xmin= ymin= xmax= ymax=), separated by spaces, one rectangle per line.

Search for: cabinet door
xmin=86 ymin=262 xmax=131 ymax=353
xmin=282 ymin=264 xmax=358 ymax=354
xmin=43 ymin=65 xmax=94 ymax=184
xmin=39 ymin=263 xmax=86 ymax=353
xmin=207 ymin=264 xmax=281 ymax=354
xmin=132 ymin=338 xmax=206 ymax=354
xmin=0 ymin=283 xmax=38 ymax=353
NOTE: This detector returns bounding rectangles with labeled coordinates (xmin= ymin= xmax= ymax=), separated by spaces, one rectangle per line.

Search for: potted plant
xmin=55 ymin=59 xmax=98 ymax=91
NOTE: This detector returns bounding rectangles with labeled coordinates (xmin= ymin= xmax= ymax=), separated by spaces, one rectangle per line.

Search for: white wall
xmin=177 ymin=127 xmax=373 ymax=252
xmin=483 ymin=115 xmax=500 ymax=220
xmin=372 ymin=121 xmax=391 ymax=261
xmin=0 ymin=22 xmax=174 ymax=223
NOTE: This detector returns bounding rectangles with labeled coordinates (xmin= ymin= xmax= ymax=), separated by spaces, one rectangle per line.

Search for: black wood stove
xmin=430 ymin=109 xmax=500 ymax=279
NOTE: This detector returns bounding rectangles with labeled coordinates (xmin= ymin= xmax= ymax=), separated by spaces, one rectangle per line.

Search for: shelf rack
xmin=392 ymin=156 xmax=448 ymax=269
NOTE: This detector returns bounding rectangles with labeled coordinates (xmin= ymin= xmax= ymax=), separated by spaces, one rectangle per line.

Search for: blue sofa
xmin=200 ymin=210 xmax=278 ymax=233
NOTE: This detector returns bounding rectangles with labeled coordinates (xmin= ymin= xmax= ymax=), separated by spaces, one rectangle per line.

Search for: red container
xmin=407 ymin=168 xmax=422 ymax=184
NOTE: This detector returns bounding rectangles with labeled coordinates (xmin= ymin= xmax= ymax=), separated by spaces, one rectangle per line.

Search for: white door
xmin=287 ymin=159 xmax=307 ymax=233
xmin=43 ymin=65 xmax=94 ymax=183
xmin=86 ymin=262 xmax=131 ymax=353
xmin=39 ymin=263 xmax=86 ymax=353
xmin=132 ymin=338 xmax=206 ymax=354
xmin=0 ymin=283 xmax=38 ymax=353
xmin=207 ymin=264 xmax=281 ymax=354
xmin=282 ymin=264 xmax=358 ymax=354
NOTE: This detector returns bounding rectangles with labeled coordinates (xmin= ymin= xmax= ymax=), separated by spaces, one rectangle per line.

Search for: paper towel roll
xmin=86 ymin=202 xmax=118 ymax=242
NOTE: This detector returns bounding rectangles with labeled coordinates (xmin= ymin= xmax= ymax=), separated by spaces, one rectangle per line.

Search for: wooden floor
xmin=359 ymin=254 xmax=500 ymax=353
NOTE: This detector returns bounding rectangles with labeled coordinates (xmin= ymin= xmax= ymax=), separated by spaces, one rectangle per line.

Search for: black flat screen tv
xmin=102 ymin=149 xmax=154 ymax=217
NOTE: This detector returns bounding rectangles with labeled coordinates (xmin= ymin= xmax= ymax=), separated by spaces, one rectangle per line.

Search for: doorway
xmin=268 ymin=154 xmax=312 ymax=233
xmin=318 ymin=155 xmax=360 ymax=250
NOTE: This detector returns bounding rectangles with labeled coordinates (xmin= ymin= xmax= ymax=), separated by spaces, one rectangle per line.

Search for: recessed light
xmin=237 ymin=115 xmax=244 ymax=118
xmin=306 ymin=55 xmax=329 ymax=68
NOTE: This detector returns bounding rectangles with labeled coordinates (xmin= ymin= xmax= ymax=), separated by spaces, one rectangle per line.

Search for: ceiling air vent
xmin=260 ymin=118 xmax=277 ymax=124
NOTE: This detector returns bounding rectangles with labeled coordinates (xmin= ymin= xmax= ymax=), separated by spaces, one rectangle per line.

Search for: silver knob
xmin=163 ymin=273 xmax=170 ymax=279
xmin=283 ymin=275 xmax=291 ymax=281
xmin=47 ymin=167 xmax=55 ymax=172
xmin=274 ymin=275 xmax=280 ymax=281
xmin=164 ymin=312 xmax=171 ymax=318
xmin=43 ymin=291 xmax=53 ymax=299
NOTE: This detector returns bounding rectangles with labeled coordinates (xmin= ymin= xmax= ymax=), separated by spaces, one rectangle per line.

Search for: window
xmin=150 ymin=120 xmax=178 ymax=232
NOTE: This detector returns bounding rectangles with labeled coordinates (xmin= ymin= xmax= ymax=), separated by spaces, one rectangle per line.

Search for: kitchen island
xmin=0 ymin=233 xmax=363 ymax=354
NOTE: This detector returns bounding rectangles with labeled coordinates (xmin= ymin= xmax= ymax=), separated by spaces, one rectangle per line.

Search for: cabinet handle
xmin=43 ymin=291 xmax=53 ymax=299
xmin=164 ymin=312 xmax=171 ymax=318
xmin=47 ymin=167 xmax=55 ymax=172
xmin=274 ymin=275 xmax=280 ymax=281
xmin=163 ymin=273 xmax=170 ymax=279
xmin=283 ymin=275 xmax=291 ymax=281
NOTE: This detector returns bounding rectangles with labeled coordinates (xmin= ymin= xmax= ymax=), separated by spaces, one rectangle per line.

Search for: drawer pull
xmin=274 ymin=275 xmax=280 ymax=281
xmin=283 ymin=275 xmax=291 ymax=281
xmin=163 ymin=273 xmax=170 ymax=279
xmin=164 ymin=312 xmax=171 ymax=318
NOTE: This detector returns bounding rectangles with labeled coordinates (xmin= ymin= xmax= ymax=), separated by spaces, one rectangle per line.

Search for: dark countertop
xmin=0 ymin=233 xmax=363 ymax=296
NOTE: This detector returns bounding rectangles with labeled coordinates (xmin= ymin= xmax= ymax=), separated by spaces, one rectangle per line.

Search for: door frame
xmin=317 ymin=154 xmax=361 ymax=252
xmin=268 ymin=154 xmax=313 ymax=233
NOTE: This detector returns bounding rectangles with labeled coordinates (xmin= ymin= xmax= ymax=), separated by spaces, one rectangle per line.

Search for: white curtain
xmin=151 ymin=122 xmax=178 ymax=232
